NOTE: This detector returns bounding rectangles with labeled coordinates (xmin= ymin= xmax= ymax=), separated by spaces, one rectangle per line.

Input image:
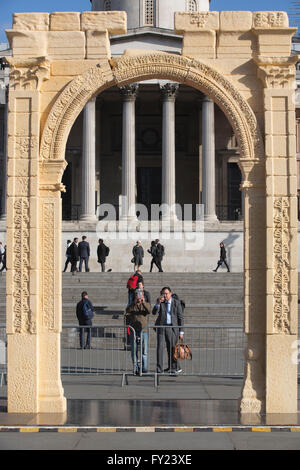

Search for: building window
xmin=103 ymin=0 xmax=111 ymax=11
xmin=145 ymin=0 xmax=154 ymax=26
xmin=187 ymin=0 xmax=197 ymax=12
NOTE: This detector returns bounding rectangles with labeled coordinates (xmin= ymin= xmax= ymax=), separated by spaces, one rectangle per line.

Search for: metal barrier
xmin=140 ymin=324 xmax=246 ymax=386
xmin=61 ymin=324 xmax=137 ymax=386
xmin=0 ymin=324 xmax=6 ymax=386
xmin=0 ymin=323 xmax=298 ymax=388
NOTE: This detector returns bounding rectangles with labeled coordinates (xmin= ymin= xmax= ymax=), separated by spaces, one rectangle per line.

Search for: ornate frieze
xmin=160 ymin=83 xmax=179 ymax=101
xmin=12 ymin=198 xmax=34 ymax=333
xmin=189 ymin=12 xmax=209 ymax=28
xmin=273 ymin=197 xmax=291 ymax=334
xmin=119 ymin=83 xmax=139 ymax=101
xmin=6 ymin=57 xmax=50 ymax=91
xmin=253 ymin=12 xmax=286 ymax=29
xmin=254 ymin=56 xmax=298 ymax=89
xmin=41 ymin=202 xmax=55 ymax=330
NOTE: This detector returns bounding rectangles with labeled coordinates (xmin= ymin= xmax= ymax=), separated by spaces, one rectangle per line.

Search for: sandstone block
xmin=85 ymin=30 xmax=110 ymax=60
xmin=13 ymin=12 xmax=49 ymax=31
xmin=6 ymin=30 xmax=47 ymax=57
xmin=182 ymin=31 xmax=216 ymax=59
xmin=50 ymin=12 xmax=81 ymax=31
xmin=265 ymin=134 xmax=296 ymax=158
xmin=51 ymin=60 xmax=100 ymax=76
xmin=266 ymin=334 xmax=298 ymax=414
xmin=81 ymin=11 xmax=127 ymax=34
xmin=220 ymin=11 xmax=252 ymax=31
xmin=265 ymin=110 xmax=295 ymax=135
xmin=217 ymin=31 xmax=254 ymax=58
xmin=47 ymin=32 xmax=85 ymax=59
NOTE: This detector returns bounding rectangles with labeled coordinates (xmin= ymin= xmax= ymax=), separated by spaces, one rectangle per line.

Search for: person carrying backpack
xmin=155 ymin=239 xmax=164 ymax=272
xmin=126 ymin=271 xmax=140 ymax=306
xmin=76 ymin=291 xmax=95 ymax=349
xmin=97 ymin=238 xmax=111 ymax=272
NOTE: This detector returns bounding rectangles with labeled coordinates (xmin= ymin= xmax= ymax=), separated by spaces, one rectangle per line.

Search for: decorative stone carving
xmin=189 ymin=12 xmax=209 ymax=28
xmin=119 ymin=83 xmax=139 ymax=100
xmin=15 ymin=136 xmax=38 ymax=159
xmin=40 ymin=53 xmax=264 ymax=166
xmin=160 ymin=82 xmax=179 ymax=100
xmin=253 ymin=12 xmax=286 ymax=29
xmin=6 ymin=57 xmax=50 ymax=91
xmin=273 ymin=197 xmax=291 ymax=334
xmin=41 ymin=202 xmax=55 ymax=330
xmin=12 ymin=198 xmax=34 ymax=334
xmin=254 ymin=57 xmax=297 ymax=89
xmin=240 ymin=334 xmax=265 ymax=413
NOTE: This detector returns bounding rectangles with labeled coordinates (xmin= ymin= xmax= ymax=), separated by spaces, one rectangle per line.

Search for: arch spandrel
xmin=40 ymin=52 xmax=265 ymax=186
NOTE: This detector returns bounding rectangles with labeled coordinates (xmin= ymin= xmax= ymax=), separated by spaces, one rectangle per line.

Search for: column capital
xmin=120 ymin=83 xmax=139 ymax=101
xmin=160 ymin=83 xmax=179 ymax=101
xmin=202 ymin=94 xmax=214 ymax=104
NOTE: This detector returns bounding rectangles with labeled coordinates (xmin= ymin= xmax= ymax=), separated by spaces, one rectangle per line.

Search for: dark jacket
xmin=220 ymin=245 xmax=227 ymax=260
xmin=97 ymin=242 xmax=108 ymax=263
xmin=69 ymin=242 xmax=79 ymax=261
xmin=78 ymin=240 xmax=90 ymax=258
xmin=76 ymin=298 xmax=94 ymax=326
xmin=125 ymin=301 xmax=151 ymax=332
xmin=156 ymin=243 xmax=165 ymax=260
xmin=152 ymin=297 xmax=184 ymax=333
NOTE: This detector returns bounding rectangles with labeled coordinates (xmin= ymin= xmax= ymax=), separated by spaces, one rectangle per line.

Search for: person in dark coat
xmin=152 ymin=286 xmax=184 ymax=374
xmin=155 ymin=239 xmax=164 ymax=272
xmin=63 ymin=240 xmax=72 ymax=272
xmin=97 ymin=239 xmax=110 ymax=272
xmin=132 ymin=241 xmax=144 ymax=271
xmin=148 ymin=240 xmax=160 ymax=273
xmin=76 ymin=291 xmax=94 ymax=349
xmin=69 ymin=237 xmax=79 ymax=275
xmin=213 ymin=242 xmax=230 ymax=272
xmin=78 ymin=236 xmax=90 ymax=272
xmin=0 ymin=245 xmax=6 ymax=273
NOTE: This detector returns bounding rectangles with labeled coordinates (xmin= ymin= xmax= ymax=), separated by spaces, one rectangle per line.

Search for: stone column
xmin=161 ymin=83 xmax=179 ymax=221
xmin=80 ymin=97 xmax=97 ymax=222
xmin=120 ymin=84 xmax=138 ymax=222
xmin=202 ymin=95 xmax=217 ymax=222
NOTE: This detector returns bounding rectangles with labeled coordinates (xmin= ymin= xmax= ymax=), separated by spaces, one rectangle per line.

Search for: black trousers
xmin=79 ymin=325 xmax=91 ymax=348
xmin=156 ymin=258 xmax=163 ymax=272
xmin=156 ymin=327 xmax=178 ymax=373
xmin=71 ymin=259 xmax=78 ymax=273
xmin=215 ymin=259 xmax=230 ymax=271
xmin=63 ymin=257 xmax=71 ymax=272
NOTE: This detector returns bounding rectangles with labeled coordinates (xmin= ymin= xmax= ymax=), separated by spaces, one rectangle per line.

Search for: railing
xmin=0 ymin=324 xmax=298 ymax=388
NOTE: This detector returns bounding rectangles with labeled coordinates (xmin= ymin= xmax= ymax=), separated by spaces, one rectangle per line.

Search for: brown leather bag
xmin=173 ymin=341 xmax=192 ymax=361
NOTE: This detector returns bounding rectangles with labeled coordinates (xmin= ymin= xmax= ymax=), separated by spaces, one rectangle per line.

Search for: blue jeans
xmin=130 ymin=330 xmax=148 ymax=372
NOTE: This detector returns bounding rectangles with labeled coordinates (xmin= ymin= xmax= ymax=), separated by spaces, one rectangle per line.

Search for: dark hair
xmin=82 ymin=236 xmax=87 ymax=240
xmin=160 ymin=286 xmax=172 ymax=294
xmin=67 ymin=240 xmax=71 ymax=243
xmin=99 ymin=239 xmax=103 ymax=243
xmin=81 ymin=291 xmax=88 ymax=298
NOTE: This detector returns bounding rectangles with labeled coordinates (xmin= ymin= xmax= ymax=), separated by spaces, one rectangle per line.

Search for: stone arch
xmin=40 ymin=53 xmax=264 ymax=184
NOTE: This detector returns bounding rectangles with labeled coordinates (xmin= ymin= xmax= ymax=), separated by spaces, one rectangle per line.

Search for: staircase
xmin=0 ymin=272 xmax=245 ymax=326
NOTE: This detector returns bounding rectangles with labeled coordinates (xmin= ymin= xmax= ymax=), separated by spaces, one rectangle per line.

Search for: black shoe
xmin=107 ymin=269 xmax=112 ymax=272
xmin=213 ymin=269 xmax=217 ymax=272
xmin=142 ymin=369 xmax=148 ymax=374
xmin=84 ymin=345 xmax=92 ymax=349
xmin=164 ymin=368 xmax=170 ymax=373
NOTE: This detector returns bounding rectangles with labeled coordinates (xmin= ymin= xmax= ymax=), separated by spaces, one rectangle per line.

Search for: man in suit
xmin=152 ymin=286 xmax=184 ymax=374
xmin=70 ymin=237 xmax=79 ymax=275
xmin=76 ymin=291 xmax=94 ymax=349
xmin=78 ymin=235 xmax=90 ymax=272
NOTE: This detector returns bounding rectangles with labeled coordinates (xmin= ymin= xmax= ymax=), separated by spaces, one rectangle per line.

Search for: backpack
xmin=157 ymin=244 xmax=165 ymax=257
xmin=83 ymin=300 xmax=94 ymax=320
xmin=105 ymin=246 xmax=110 ymax=257
xmin=66 ymin=244 xmax=72 ymax=256
xmin=127 ymin=274 xmax=138 ymax=290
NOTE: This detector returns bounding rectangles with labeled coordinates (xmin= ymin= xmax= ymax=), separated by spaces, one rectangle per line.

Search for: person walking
xmin=97 ymin=238 xmax=110 ymax=272
xmin=152 ymin=286 xmax=184 ymax=374
xmin=213 ymin=242 xmax=230 ymax=272
xmin=0 ymin=245 xmax=6 ymax=273
xmin=0 ymin=242 xmax=4 ymax=269
xmin=69 ymin=237 xmax=80 ymax=275
xmin=125 ymin=290 xmax=151 ymax=374
xmin=132 ymin=241 xmax=144 ymax=272
xmin=78 ymin=235 xmax=90 ymax=272
xmin=155 ymin=239 xmax=164 ymax=272
xmin=63 ymin=239 xmax=72 ymax=272
xmin=148 ymin=240 xmax=160 ymax=273
xmin=76 ymin=291 xmax=95 ymax=349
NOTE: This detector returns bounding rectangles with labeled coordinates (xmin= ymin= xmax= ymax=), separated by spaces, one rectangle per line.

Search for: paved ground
xmin=0 ymin=375 xmax=300 ymax=451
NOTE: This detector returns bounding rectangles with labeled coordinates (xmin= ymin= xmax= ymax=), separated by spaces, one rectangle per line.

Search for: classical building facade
xmin=0 ymin=2 xmax=299 ymax=273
